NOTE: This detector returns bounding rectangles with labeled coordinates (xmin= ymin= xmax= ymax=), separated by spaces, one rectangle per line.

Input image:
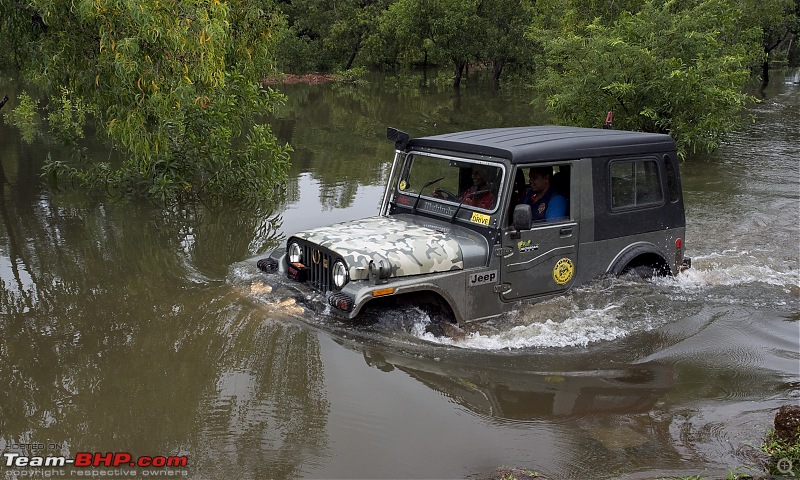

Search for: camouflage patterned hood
xmin=291 ymin=216 xmax=469 ymax=279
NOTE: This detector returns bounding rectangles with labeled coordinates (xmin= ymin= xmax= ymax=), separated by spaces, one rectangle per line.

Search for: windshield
xmin=398 ymin=153 xmax=503 ymax=212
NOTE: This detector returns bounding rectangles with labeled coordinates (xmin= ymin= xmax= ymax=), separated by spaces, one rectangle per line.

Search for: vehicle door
xmin=499 ymin=163 xmax=579 ymax=301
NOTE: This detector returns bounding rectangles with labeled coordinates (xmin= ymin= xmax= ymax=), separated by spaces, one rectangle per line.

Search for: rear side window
xmin=609 ymin=159 xmax=664 ymax=210
xmin=664 ymin=154 xmax=681 ymax=203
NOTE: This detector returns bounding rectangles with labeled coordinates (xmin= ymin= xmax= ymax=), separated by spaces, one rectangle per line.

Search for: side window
xmin=510 ymin=163 xmax=571 ymax=222
xmin=664 ymin=154 xmax=681 ymax=203
xmin=609 ymin=159 xmax=663 ymax=210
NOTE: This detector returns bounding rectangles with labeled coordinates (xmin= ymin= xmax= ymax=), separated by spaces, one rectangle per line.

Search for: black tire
xmin=623 ymin=264 xmax=664 ymax=278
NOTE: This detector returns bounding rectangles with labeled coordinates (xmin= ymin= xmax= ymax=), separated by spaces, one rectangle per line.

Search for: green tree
xmin=478 ymin=0 xmax=535 ymax=89
xmin=327 ymin=1 xmax=391 ymax=70
xmin=276 ymin=0 xmax=334 ymax=72
xmin=379 ymin=0 xmax=484 ymax=88
xmin=738 ymin=0 xmax=799 ymax=84
xmin=530 ymin=0 xmax=762 ymax=159
xmin=276 ymin=0 xmax=390 ymax=72
xmin=0 ymin=0 xmax=291 ymax=203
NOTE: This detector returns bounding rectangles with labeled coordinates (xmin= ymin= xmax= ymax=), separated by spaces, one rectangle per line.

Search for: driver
xmin=434 ymin=166 xmax=494 ymax=209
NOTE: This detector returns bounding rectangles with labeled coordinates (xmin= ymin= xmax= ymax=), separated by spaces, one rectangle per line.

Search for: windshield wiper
xmin=413 ymin=177 xmax=444 ymax=214
xmin=450 ymin=188 xmax=492 ymax=223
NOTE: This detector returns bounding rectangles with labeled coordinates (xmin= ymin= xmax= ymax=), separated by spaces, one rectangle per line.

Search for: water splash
xmin=669 ymin=250 xmax=800 ymax=290
xmin=414 ymin=305 xmax=629 ymax=349
xmin=231 ymin=244 xmax=797 ymax=352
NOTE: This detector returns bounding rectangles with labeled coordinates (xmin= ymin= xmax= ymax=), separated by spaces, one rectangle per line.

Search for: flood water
xmin=1 ymin=71 xmax=798 ymax=480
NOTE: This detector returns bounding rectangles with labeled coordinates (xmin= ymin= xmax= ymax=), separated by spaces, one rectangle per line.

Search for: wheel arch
xmin=607 ymin=243 xmax=671 ymax=276
xmin=353 ymin=285 xmax=461 ymax=323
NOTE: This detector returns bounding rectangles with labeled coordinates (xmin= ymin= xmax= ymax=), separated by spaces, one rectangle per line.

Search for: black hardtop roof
xmin=408 ymin=126 xmax=675 ymax=163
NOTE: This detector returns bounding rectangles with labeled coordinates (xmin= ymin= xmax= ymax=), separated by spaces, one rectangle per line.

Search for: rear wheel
xmin=624 ymin=265 xmax=658 ymax=278
xmin=621 ymin=261 xmax=671 ymax=278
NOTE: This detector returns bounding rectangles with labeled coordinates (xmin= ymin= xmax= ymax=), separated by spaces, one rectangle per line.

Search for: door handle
xmin=560 ymin=226 xmax=573 ymax=236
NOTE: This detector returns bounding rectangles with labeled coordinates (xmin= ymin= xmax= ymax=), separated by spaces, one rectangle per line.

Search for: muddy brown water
xmin=1 ymin=71 xmax=798 ymax=479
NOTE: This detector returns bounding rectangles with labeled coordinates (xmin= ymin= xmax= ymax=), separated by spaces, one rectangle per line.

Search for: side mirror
xmin=512 ymin=204 xmax=532 ymax=238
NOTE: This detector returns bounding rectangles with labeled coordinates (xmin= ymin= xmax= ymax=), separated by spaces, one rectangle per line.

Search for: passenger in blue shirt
xmin=521 ymin=167 xmax=568 ymax=221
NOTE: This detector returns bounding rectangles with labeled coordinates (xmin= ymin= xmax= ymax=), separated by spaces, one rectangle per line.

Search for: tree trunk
xmin=452 ymin=62 xmax=465 ymax=90
xmin=492 ymin=60 xmax=504 ymax=91
xmin=344 ymin=36 xmax=362 ymax=70
xmin=344 ymin=46 xmax=359 ymax=70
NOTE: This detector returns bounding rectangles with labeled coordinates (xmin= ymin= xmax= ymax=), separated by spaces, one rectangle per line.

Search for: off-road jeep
xmin=258 ymin=126 xmax=691 ymax=324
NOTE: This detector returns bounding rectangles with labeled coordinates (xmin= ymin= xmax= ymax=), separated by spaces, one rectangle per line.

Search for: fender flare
xmin=606 ymin=242 xmax=668 ymax=276
xmin=352 ymin=283 xmax=463 ymax=323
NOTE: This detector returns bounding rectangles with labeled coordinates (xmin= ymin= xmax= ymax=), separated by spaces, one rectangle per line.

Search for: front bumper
xmin=257 ymin=248 xmax=361 ymax=318
xmin=256 ymin=249 xmax=462 ymax=320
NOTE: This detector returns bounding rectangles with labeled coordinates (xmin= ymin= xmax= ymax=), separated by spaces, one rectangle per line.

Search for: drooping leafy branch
xmin=1 ymin=0 xmax=291 ymax=203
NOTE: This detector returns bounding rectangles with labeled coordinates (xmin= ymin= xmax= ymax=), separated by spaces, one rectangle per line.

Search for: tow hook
xmin=680 ymin=257 xmax=692 ymax=272
xmin=257 ymin=257 xmax=279 ymax=272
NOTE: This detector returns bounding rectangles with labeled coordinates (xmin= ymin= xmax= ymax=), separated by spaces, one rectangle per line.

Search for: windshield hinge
xmin=493 ymin=283 xmax=511 ymax=293
xmin=493 ymin=246 xmax=514 ymax=257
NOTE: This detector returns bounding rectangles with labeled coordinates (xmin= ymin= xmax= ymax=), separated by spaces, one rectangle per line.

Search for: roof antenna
xmin=602 ymin=111 xmax=613 ymax=129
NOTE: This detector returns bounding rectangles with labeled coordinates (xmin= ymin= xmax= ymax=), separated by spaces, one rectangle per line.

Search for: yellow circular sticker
xmin=552 ymin=258 xmax=575 ymax=285
xmin=399 ymin=180 xmax=407 ymax=191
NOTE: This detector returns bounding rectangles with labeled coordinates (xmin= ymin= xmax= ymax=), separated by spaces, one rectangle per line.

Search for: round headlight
xmin=288 ymin=242 xmax=302 ymax=263
xmin=332 ymin=261 xmax=349 ymax=288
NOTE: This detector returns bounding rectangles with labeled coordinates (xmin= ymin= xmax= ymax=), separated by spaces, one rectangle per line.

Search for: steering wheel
xmin=433 ymin=188 xmax=458 ymax=201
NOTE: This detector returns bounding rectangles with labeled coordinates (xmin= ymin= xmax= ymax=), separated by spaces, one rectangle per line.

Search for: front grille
xmin=300 ymin=243 xmax=334 ymax=292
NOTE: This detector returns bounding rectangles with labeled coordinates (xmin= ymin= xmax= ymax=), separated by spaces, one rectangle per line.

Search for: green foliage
xmin=378 ymin=0 xmax=484 ymax=86
xmin=739 ymin=0 xmax=799 ymax=66
xmin=47 ymin=88 xmax=93 ymax=147
xmin=479 ymin=0 xmax=536 ymax=84
xmin=762 ymin=427 xmax=800 ymax=477
xmin=3 ymin=93 xmax=40 ymax=143
xmin=275 ymin=25 xmax=328 ymax=73
xmin=3 ymin=0 xmax=793 ymax=189
xmin=334 ymin=66 xmax=370 ymax=84
xmin=531 ymin=0 xmax=762 ymax=159
xmin=533 ymin=0 xmax=647 ymax=30
xmin=0 ymin=0 xmax=291 ymax=203
xmin=276 ymin=0 xmax=390 ymax=71
xmin=726 ymin=466 xmax=754 ymax=479
xmin=325 ymin=0 xmax=390 ymax=69
xmin=0 ymin=0 xmax=39 ymax=69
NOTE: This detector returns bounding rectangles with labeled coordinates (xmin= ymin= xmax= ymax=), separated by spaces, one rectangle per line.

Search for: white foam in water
xmin=414 ymin=304 xmax=631 ymax=350
xmin=232 ymin=246 xmax=796 ymax=350
xmin=231 ymin=264 xmax=258 ymax=283
xmin=410 ymin=245 xmax=800 ymax=351
xmin=666 ymin=251 xmax=800 ymax=290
